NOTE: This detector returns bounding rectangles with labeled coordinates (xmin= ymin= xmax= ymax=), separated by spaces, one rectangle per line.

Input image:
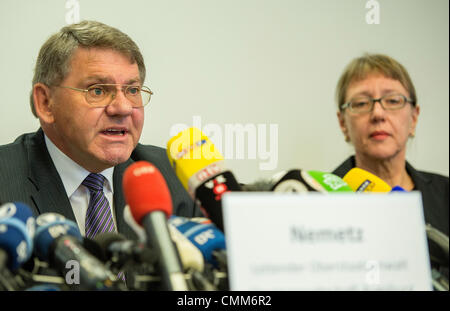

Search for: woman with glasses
xmin=332 ymin=53 xmax=448 ymax=237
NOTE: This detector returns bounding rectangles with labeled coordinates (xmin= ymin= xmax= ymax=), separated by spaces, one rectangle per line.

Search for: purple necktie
xmin=82 ymin=173 xmax=125 ymax=282
xmin=82 ymin=173 xmax=115 ymax=239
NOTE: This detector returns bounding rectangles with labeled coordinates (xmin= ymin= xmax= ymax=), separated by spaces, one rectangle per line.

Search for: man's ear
xmin=337 ymin=110 xmax=350 ymax=142
xmin=33 ymin=83 xmax=55 ymax=124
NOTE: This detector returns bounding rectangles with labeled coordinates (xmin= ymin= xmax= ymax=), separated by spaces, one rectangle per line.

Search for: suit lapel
xmin=27 ymin=129 xmax=76 ymax=221
xmin=113 ymin=158 xmax=137 ymax=240
xmin=406 ymin=161 xmax=431 ymax=189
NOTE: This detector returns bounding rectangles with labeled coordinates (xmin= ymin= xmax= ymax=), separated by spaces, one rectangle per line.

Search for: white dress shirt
xmin=44 ymin=134 xmax=117 ymax=236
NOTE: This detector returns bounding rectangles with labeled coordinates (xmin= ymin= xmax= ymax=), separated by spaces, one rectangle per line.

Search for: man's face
xmin=44 ymin=47 xmax=145 ymax=172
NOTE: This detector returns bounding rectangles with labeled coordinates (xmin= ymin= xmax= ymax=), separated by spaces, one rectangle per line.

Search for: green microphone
xmin=270 ymin=169 xmax=353 ymax=193
xmin=302 ymin=170 xmax=354 ymax=192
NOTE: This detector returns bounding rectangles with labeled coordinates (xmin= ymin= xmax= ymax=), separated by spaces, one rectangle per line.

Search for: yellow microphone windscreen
xmin=167 ymin=127 xmax=224 ymax=196
xmin=343 ymin=167 xmax=392 ymax=192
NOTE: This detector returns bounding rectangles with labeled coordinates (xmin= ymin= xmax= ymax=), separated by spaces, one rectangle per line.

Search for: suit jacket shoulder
xmin=406 ymin=162 xmax=449 ymax=235
xmin=0 ymin=129 xmax=74 ymax=219
xmin=0 ymin=132 xmax=33 ymax=206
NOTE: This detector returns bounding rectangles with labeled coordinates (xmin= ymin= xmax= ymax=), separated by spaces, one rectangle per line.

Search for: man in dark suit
xmin=0 ymin=20 xmax=201 ymax=240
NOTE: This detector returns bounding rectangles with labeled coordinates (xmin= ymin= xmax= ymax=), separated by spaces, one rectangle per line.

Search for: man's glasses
xmin=55 ymin=84 xmax=153 ymax=108
xmin=341 ymin=94 xmax=414 ymax=113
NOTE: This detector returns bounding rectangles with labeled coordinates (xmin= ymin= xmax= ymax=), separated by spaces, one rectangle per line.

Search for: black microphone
xmin=194 ymin=171 xmax=241 ymax=232
xmin=92 ymin=232 xmax=157 ymax=269
xmin=270 ymin=169 xmax=318 ymax=192
xmin=33 ymin=213 xmax=125 ymax=291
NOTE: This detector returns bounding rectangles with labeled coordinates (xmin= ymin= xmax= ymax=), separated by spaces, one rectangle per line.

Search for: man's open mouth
xmin=102 ymin=129 xmax=127 ymax=136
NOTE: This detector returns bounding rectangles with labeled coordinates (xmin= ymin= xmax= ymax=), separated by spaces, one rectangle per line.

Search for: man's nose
xmin=106 ymin=88 xmax=133 ymax=116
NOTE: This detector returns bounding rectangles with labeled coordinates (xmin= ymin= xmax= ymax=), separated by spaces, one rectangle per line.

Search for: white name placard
xmin=222 ymin=192 xmax=432 ymax=290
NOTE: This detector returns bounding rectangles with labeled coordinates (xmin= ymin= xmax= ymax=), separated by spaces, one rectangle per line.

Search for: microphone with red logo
xmin=167 ymin=127 xmax=242 ymax=232
xmin=122 ymin=161 xmax=188 ymax=291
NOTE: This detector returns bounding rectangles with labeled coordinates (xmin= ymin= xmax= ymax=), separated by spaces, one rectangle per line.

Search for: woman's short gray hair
xmin=30 ymin=20 xmax=146 ymax=117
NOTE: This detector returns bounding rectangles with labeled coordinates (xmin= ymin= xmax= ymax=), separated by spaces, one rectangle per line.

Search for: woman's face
xmin=337 ymin=74 xmax=420 ymax=161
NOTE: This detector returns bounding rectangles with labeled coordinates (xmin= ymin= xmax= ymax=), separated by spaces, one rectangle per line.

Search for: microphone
xmin=304 ymin=171 xmax=353 ymax=192
xmin=123 ymin=204 xmax=147 ymax=243
xmin=391 ymin=185 xmax=407 ymax=192
xmin=270 ymin=169 xmax=352 ymax=193
xmin=0 ymin=202 xmax=35 ymax=291
xmin=33 ymin=213 xmax=121 ymax=290
xmin=169 ymin=216 xmax=226 ymax=269
xmin=343 ymin=167 xmax=392 ymax=192
xmin=270 ymin=169 xmax=312 ymax=193
xmin=167 ymin=222 xmax=205 ymax=272
xmin=0 ymin=202 xmax=35 ymax=270
xmin=92 ymin=232 xmax=157 ymax=269
xmin=426 ymin=224 xmax=449 ymax=266
xmin=122 ymin=160 xmax=188 ymax=291
xmin=425 ymin=224 xmax=449 ymax=291
xmin=167 ymin=127 xmax=242 ymax=231
xmin=168 ymin=222 xmax=222 ymax=290
xmin=124 ymin=203 xmax=205 ymax=273
xmin=240 ymin=178 xmax=274 ymax=191
xmin=170 ymin=216 xmax=229 ymax=290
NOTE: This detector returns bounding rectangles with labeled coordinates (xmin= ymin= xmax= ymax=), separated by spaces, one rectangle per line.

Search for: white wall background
xmin=0 ymin=0 xmax=448 ymax=183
